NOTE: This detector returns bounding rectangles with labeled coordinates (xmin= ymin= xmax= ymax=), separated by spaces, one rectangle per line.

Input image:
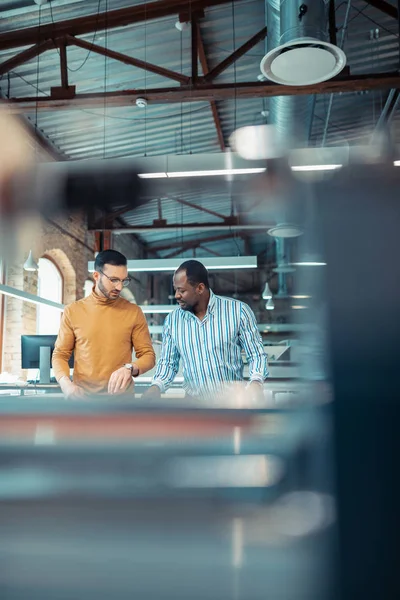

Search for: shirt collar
xmin=180 ymin=289 xmax=216 ymax=320
xmin=207 ymin=289 xmax=216 ymax=315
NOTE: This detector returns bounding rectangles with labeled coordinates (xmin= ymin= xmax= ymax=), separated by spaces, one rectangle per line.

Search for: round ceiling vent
xmin=260 ymin=38 xmax=346 ymax=86
xmin=267 ymin=224 xmax=303 ymax=238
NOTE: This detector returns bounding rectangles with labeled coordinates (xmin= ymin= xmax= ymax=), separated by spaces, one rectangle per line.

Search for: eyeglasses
xmin=99 ymin=270 xmax=131 ymax=288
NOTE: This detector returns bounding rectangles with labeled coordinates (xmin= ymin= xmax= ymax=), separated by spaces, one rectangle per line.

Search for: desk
xmin=0 ymin=383 xmax=61 ymax=396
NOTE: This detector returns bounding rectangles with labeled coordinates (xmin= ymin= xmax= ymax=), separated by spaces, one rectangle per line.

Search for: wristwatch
xmin=124 ymin=363 xmax=139 ymax=377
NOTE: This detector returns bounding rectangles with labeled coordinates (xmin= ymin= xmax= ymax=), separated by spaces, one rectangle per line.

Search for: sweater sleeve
xmin=131 ymin=307 xmax=156 ymax=374
xmin=52 ymin=306 xmax=75 ymax=382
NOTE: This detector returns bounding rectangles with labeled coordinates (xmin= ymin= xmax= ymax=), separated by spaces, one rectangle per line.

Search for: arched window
xmin=37 ymin=257 xmax=63 ymax=335
xmin=84 ymin=279 xmax=93 ymax=298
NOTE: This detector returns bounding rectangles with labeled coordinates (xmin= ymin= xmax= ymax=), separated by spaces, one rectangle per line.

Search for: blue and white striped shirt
xmin=152 ymin=290 xmax=269 ymax=398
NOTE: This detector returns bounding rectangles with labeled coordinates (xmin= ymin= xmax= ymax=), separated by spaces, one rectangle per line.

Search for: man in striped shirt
xmin=145 ymin=260 xmax=268 ymax=400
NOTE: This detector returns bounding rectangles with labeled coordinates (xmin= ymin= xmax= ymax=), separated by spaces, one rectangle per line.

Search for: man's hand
xmin=142 ymin=385 xmax=161 ymax=400
xmin=248 ymin=381 xmax=265 ymax=402
xmin=59 ymin=377 xmax=86 ymax=400
xmin=108 ymin=366 xmax=135 ymax=395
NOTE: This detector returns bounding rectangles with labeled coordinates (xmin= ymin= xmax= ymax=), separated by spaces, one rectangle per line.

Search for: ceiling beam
xmin=59 ymin=40 xmax=69 ymax=90
xmin=173 ymin=196 xmax=227 ymax=220
xmin=198 ymin=245 xmax=224 ymax=257
xmin=94 ymin=223 xmax=272 ymax=233
xmin=203 ymin=26 xmax=267 ymax=82
xmin=363 ymin=0 xmax=398 ymax=19
xmin=0 ymin=39 xmax=54 ymax=77
xmin=150 ymin=232 xmax=239 ymax=252
xmin=0 ymin=0 xmax=234 ymax=52
xmin=7 ymin=73 xmax=400 ymax=110
xmin=65 ymin=35 xmax=190 ymax=85
xmin=197 ymin=22 xmax=225 ymax=151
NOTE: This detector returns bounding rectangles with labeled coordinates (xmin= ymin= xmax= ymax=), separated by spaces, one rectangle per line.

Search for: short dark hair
xmin=176 ymin=260 xmax=210 ymax=289
xmin=94 ymin=249 xmax=127 ymax=271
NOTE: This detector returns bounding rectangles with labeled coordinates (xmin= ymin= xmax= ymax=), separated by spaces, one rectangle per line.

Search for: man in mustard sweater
xmin=52 ymin=250 xmax=155 ymax=398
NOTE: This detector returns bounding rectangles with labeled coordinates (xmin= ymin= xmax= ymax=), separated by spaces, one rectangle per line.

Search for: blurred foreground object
xmin=0 ymin=395 xmax=334 ymax=600
xmin=317 ymin=161 xmax=400 ymax=600
xmin=0 ymin=108 xmax=33 ymax=215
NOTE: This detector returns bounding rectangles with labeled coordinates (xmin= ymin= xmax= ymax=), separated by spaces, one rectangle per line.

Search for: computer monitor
xmin=21 ymin=335 xmax=74 ymax=384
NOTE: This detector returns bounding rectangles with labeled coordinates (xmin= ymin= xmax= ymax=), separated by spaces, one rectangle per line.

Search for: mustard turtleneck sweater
xmin=52 ymin=288 xmax=156 ymax=394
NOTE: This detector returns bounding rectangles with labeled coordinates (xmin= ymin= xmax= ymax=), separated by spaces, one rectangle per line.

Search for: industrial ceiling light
xmin=291 ymin=164 xmax=342 ymax=172
xmin=266 ymin=297 xmax=275 ymax=310
xmin=292 ymin=253 xmax=326 ymax=267
xmin=140 ymin=305 xmax=175 ymax=314
xmin=229 ymin=125 xmax=286 ymax=161
xmin=267 ymin=224 xmax=303 ymax=238
xmin=138 ymin=168 xmax=265 ymax=179
xmin=0 ymin=283 xmax=63 ymax=310
xmin=262 ymin=282 xmax=272 ymax=299
xmin=88 ymin=256 xmax=258 ymax=273
xmin=138 ymin=165 xmax=343 ymax=179
xmin=23 ymin=250 xmax=39 ymax=272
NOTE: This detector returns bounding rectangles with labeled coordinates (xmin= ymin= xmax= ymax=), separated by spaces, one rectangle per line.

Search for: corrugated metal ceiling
xmin=0 ymin=0 xmax=399 ymax=256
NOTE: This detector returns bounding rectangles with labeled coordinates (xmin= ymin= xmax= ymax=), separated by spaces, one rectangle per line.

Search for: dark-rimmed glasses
xmin=99 ymin=270 xmax=131 ymax=288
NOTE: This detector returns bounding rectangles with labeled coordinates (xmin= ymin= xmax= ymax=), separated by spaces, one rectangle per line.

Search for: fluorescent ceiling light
xmin=138 ymin=168 xmax=265 ymax=179
xmin=138 ymin=172 xmax=168 ymax=179
xmin=291 ymin=164 xmax=342 ymax=172
xmin=291 ymin=295 xmax=311 ymax=299
xmin=394 ymin=160 xmax=400 ymax=166
xmin=292 ymin=261 xmax=327 ymax=267
xmin=139 ymin=165 xmax=343 ymax=178
xmin=0 ymin=284 xmax=64 ymax=311
xmin=89 ymin=256 xmax=258 ymax=273
xmin=292 ymin=253 xmax=326 ymax=267
xmin=292 ymin=305 xmax=308 ymax=309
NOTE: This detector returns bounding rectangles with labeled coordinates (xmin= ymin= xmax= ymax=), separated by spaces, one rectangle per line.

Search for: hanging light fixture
xmin=88 ymin=256 xmax=258 ymax=272
xmin=23 ymin=250 xmax=39 ymax=272
xmin=266 ymin=297 xmax=275 ymax=310
xmin=262 ymin=282 xmax=272 ymax=299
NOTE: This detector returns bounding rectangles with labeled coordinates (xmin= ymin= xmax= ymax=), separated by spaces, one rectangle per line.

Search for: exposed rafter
xmin=202 ymin=26 xmax=267 ymax=82
xmin=173 ymin=196 xmax=227 ymax=220
xmin=363 ymin=0 xmax=398 ymax=19
xmin=7 ymin=73 xmax=400 ymax=110
xmin=150 ymin=232 xmax=238 ymax=252
xmin=92 ymin=223 xmax=272 ymax=233
xmin=0 ymin=0 xmax=234 ymax=51
xmin=197 ymin=22 xmax=225 ymax=151
xmin=163 ymin=234 xmax=242 ymax=257
xmin=64 ymin=35 xmax=190 ymax=84
xmin=0 ymin=39 xmax=54 ymax=76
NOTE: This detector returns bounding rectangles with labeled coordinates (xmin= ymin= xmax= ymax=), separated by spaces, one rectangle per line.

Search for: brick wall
xmin=1 ymin=215 xmax=148 ymax=377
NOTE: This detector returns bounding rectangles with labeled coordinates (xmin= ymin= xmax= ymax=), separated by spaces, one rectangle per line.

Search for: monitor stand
xmin=39 ymin=346 xmax=51 ymax=384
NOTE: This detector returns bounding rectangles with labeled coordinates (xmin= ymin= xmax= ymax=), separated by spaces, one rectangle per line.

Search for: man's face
xmin=94 ymin=263 xmax=129 ymax=300
xmin=173 ymin=270 xmax=202 ymax=311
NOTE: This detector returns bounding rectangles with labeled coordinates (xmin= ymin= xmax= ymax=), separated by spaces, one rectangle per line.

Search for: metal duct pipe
xmin=265 ymin=0 xmax=329 ymax=144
